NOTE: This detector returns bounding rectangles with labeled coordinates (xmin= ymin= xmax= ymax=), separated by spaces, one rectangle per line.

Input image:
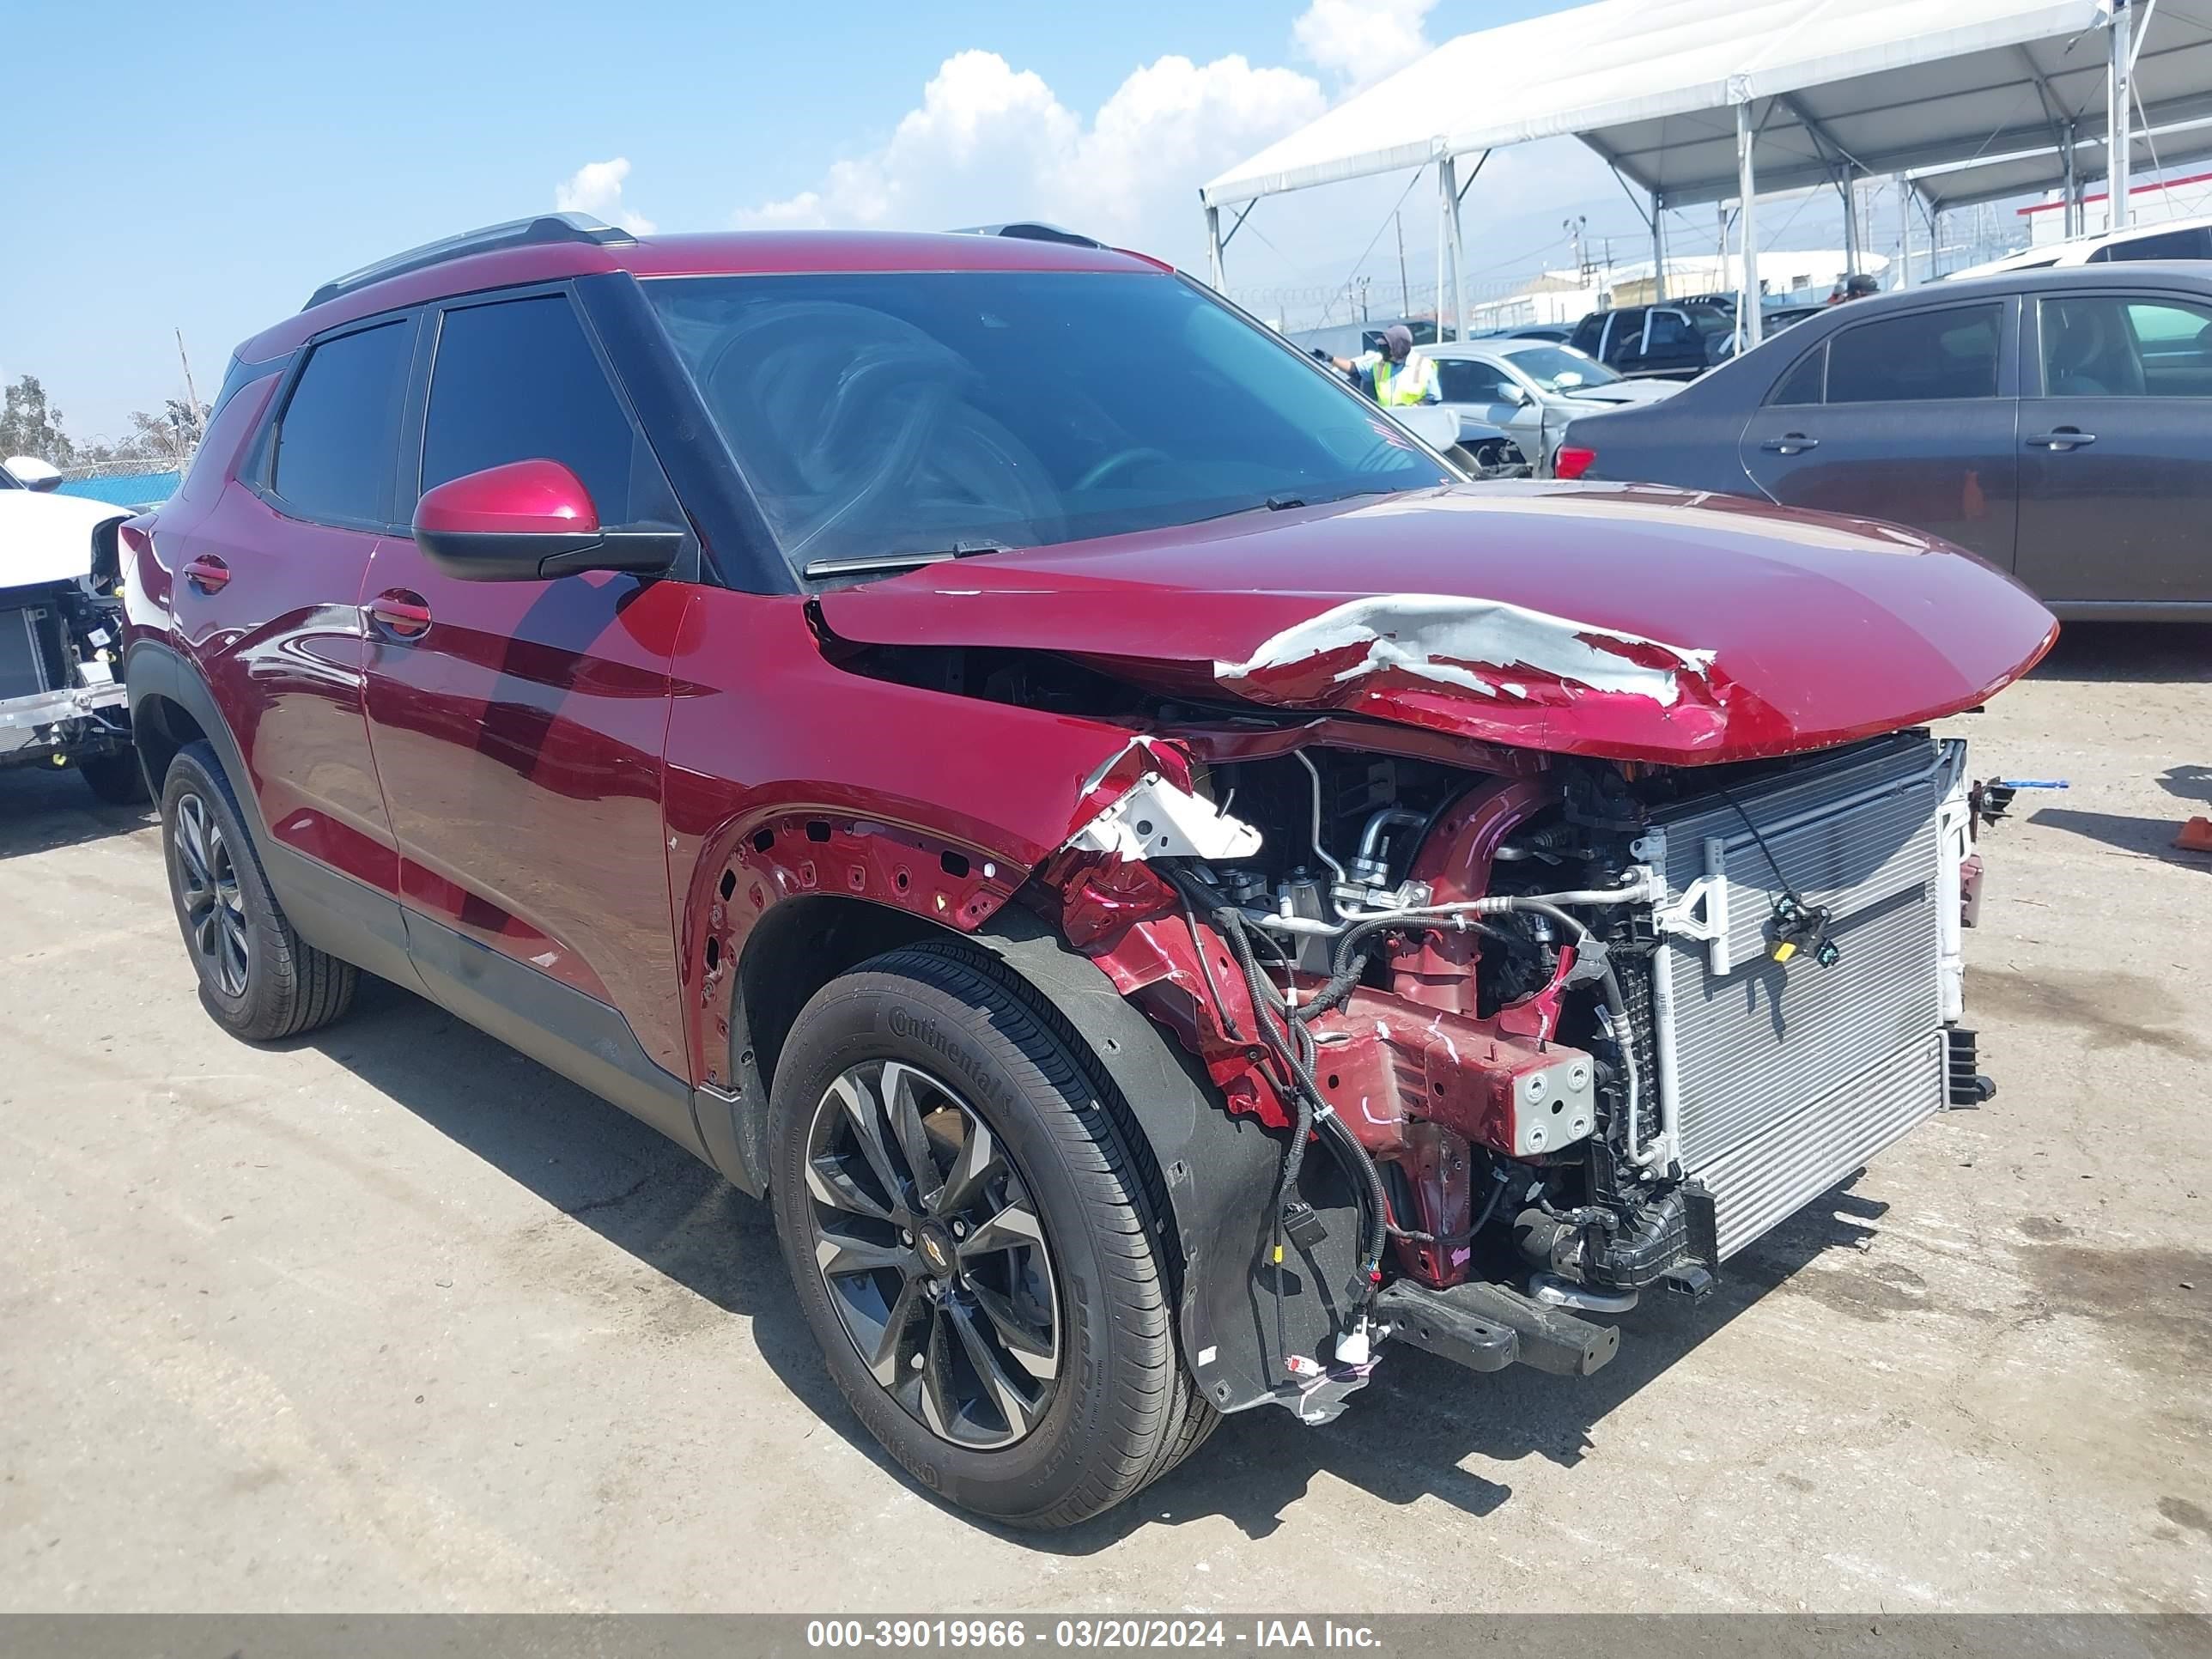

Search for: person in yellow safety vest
xmin=1331 ymin=324 xmax=1441 ymax=406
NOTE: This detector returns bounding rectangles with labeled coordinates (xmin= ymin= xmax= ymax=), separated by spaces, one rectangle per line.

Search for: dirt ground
xmin=1 ymin=624 xmax=2207 ymax=1614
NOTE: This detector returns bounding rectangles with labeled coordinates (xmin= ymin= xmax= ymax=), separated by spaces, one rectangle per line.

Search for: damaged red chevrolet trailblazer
xmin=121 ymin=216 xmax=2056 ymax=1528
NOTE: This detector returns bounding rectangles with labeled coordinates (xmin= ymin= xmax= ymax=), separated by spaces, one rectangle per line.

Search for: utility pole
xmin=174 ymin=329 xmax=201 ymax=419
xmin=2109 ymin=0 xmax=2134 ymax=233
xmin=1564 ymin=215 xmax=1588 ymax=278
xmin=1394 ymin=210 xmax=1410 ymax=321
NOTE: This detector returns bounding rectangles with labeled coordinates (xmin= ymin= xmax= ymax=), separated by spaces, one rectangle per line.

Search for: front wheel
xmin=769 ymin=941 xmax=1206 ymax=1527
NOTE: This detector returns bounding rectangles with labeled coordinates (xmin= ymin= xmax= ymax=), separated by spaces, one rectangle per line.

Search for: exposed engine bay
xmin=1048 ymin=719 xmax=1986 ymax=1420
xmin=0 ymin=564 xmax=133 ymax=782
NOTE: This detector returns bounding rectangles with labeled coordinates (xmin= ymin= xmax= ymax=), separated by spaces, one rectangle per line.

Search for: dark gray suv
xmin=1560 ymin=264 xmax=2212 ymax=619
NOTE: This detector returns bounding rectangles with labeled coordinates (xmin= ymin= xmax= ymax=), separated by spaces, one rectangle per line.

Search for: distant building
xmin=2020 ymin=169 xmax=2212 ymax=245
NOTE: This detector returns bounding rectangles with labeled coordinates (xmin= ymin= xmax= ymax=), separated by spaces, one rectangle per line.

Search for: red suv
xmin=121 ymin=214 xmax=2055 ymax=1528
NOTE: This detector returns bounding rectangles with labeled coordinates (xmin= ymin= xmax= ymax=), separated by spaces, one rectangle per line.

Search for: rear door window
xmin=420 ymin=292 xmax=673 ymax=526
xmin=1647 ymin=310 xmax=1698 ymax=352
xmin=270 ymin=319 xmax=413 ymax=526
xmin=1826 ymin=304 xmax=2002 ymax=403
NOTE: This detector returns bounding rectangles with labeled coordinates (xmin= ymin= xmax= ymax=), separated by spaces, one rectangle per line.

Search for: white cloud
xmin=733 ymin=49 xmax=1324 ymax=267
xmin=1292 ymin=0 xmax=1438 ymax=88
xmin=556 ymin=157 xmax=656 ymax=234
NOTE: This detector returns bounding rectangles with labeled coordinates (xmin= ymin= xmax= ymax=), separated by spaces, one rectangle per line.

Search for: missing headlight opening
xmin=1056 ymin=727 xmax=1977 ymax=1416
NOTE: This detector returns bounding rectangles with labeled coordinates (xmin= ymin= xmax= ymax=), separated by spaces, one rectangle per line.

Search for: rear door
xmin=172 ymin=313 xmax=415 ymax=895
xmin=1737 ymin=298 xmax=2022 ymax=568
xmin=2014 ymin=287 xmax=2212 ymax=607
xmin=1601 ymin=308 xmax=1650 ymax=374
xmin=1640 ymin=307 xmax=1706 ymax=377
xmin=358 ymin=285 xmax=699 ymax=1091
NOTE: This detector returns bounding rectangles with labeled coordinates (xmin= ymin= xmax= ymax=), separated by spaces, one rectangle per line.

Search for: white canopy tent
xmin=1202 ymin=0 xmax=2212 ymax=347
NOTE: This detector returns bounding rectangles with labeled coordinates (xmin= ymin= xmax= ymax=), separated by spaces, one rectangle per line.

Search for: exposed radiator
xmin=1642 ymin=733 xmax=1961 ymax=1260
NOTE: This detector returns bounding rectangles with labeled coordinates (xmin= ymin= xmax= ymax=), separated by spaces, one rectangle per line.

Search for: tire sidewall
xmin=770 ymin=962 xmax=1159 ymax=1525
xmin=160 ymin=747 xmax=262 ymax=1028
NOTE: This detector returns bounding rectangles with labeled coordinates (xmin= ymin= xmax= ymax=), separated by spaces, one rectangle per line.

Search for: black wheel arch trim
xmin=714 ymin=902 xmax=1358 ymax=1415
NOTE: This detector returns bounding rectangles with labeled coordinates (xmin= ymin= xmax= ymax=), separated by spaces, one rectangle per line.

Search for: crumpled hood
xmin=816 ymin=483 xmax=2057 ymax=764
xmin=0 ymin=490 xmax=126 ymax=589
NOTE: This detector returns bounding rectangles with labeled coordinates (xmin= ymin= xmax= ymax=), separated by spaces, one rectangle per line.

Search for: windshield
xmin=0 ymin=465 xmax=20 ymax=489
xmin=645 ymin=270 xmax=1446 ymax=570
xmin=1502 ymin=343 xmax=1620 ymax=392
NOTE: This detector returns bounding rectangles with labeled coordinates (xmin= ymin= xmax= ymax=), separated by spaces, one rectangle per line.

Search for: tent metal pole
xmin=1436 ymin=166 xmax=1449 ymax=342
xmin=2063 ymin=120 xmax=2079 ymax=236
xmin=1445 ymin=155 xmax=1468 ymax=347
xmin=1650 ymin=191 xmax=1668 ymax=301
xmin=1736 ymin=100 xmax=1764 ymax=349
xmin=1897 ymin=176 xmax=1913 ymax=289
xmin=1841 ymin=173 xmax=1861 ymax=275
xmin=1204 ymin=204 xmax=1224 ymax=289
xmin=2109 ymin=1 xmax=2133 ymax=232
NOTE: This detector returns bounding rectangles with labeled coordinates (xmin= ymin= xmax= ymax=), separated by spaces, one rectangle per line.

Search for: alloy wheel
xmin=174 ymin=792 xmax=249 ymax=998
xmin=803 ymin=1059 xmax=1060 ymax=1449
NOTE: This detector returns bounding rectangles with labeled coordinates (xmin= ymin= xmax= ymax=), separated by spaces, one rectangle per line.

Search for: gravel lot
xmin=2 ymin=624 xmax=2207 ymax=1614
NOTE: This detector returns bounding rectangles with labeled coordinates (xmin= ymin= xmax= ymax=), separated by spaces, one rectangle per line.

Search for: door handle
xmin=181 ymin=554 xmax=230 ymax=594
xmin=367 ymin=589 xmax=433 ymax=641
xmin=2027 ymin=428 xmax=2096 ymax=449
xmin=1760 ymin=433 xmax=1819 ymax=455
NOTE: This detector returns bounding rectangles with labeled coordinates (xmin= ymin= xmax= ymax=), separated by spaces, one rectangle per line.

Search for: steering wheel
xmin=1075 ymin=447 xmax=1176 ymax=492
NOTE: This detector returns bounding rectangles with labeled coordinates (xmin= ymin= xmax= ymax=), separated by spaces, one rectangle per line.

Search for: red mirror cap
xmin=412 ymin=459 xmax=601 ymax=538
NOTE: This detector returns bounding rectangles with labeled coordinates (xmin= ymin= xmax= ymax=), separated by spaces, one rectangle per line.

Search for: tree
xmin=0 ymin=375 xmax=75 ymax=465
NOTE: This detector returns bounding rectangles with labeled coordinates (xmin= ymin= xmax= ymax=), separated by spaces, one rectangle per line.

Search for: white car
xmin=1420 ymin=341 xmax=1682 ymax=476
xmin=1945 ymin=211 xmax=2212 ymax=281
xmin=0 ymin=457 xmax=143 ymax=802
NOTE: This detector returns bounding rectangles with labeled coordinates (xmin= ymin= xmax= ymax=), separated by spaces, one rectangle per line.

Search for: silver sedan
xmin=1420 ymin=340 xmax=1682 ymax=477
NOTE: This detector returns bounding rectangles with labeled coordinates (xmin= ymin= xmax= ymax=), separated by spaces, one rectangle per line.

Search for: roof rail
xmin=953 ymin=222 xmax=1105 ymax=250
xmin=302 ymin=212 xmax=638 ymax=312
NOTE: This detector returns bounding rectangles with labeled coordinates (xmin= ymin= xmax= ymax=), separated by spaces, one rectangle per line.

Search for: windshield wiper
xmin=801 ymin=540 xmax=1012 ymax=580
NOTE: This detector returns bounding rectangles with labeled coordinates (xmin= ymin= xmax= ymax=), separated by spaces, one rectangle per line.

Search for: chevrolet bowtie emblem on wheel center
xmin=916 ymin=1226 xmax=955 ymax=1277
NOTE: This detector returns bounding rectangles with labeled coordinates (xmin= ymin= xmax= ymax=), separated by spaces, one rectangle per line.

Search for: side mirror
xmin=1498 ymin=382 xmax=1530 ymax=404
xmin=412 ymin=459 xmax=679 ymax=583
xmin=7 ymin=455 xmax=63 ymax=492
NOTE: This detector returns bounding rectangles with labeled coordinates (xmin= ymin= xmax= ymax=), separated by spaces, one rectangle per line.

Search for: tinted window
xmin=1647 ymin=310 xmax=1698 ymax=350
xmin=1767 ymin=343 xmax=1826 ymax=405
xmin=2040 ymin=295 xmax=2212 ymax=397
xmin=1827 ymin=304 xmax=2002 ymax=403
xmin=1605 ymin=310 xmax=1646 ymax=360
xmin=422 ymin=295 xmax=665 ymax=525
xmin=271 ymin=320 xmax=411 ymax=525
xmin=647 ymin=270 xmax=1445 ymax=570
xmin=2087 ymin=227 xmax=2212 ymax=263
xmin=1434 ymin=359 xmax=1516 ymax=403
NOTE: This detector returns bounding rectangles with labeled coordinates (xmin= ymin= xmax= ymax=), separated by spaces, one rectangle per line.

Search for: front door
xmin=359 ymin=287 xmax=697 ymax=1094
xmin=2014 ymin=288 xmax=2212 ymax=608
xmin=1738 ymin=298 xmax=2022 ymax=568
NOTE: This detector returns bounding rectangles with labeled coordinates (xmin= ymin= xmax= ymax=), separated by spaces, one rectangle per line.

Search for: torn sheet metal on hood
xmin=1212 ymin=592 xmax=1720 ymax=712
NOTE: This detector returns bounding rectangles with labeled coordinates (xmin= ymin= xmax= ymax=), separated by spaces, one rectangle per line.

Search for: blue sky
xmin=6 ymin=0 xmax=1765 ymax=441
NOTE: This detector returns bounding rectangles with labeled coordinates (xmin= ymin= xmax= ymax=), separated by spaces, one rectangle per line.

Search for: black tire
xmin=78 ymin=750 xmax=149 ymax=805
xmin=160 ymin=741 xmax=356 ymax=1041
xmin=769 ymin=940 xmax=1193 ymax=1528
